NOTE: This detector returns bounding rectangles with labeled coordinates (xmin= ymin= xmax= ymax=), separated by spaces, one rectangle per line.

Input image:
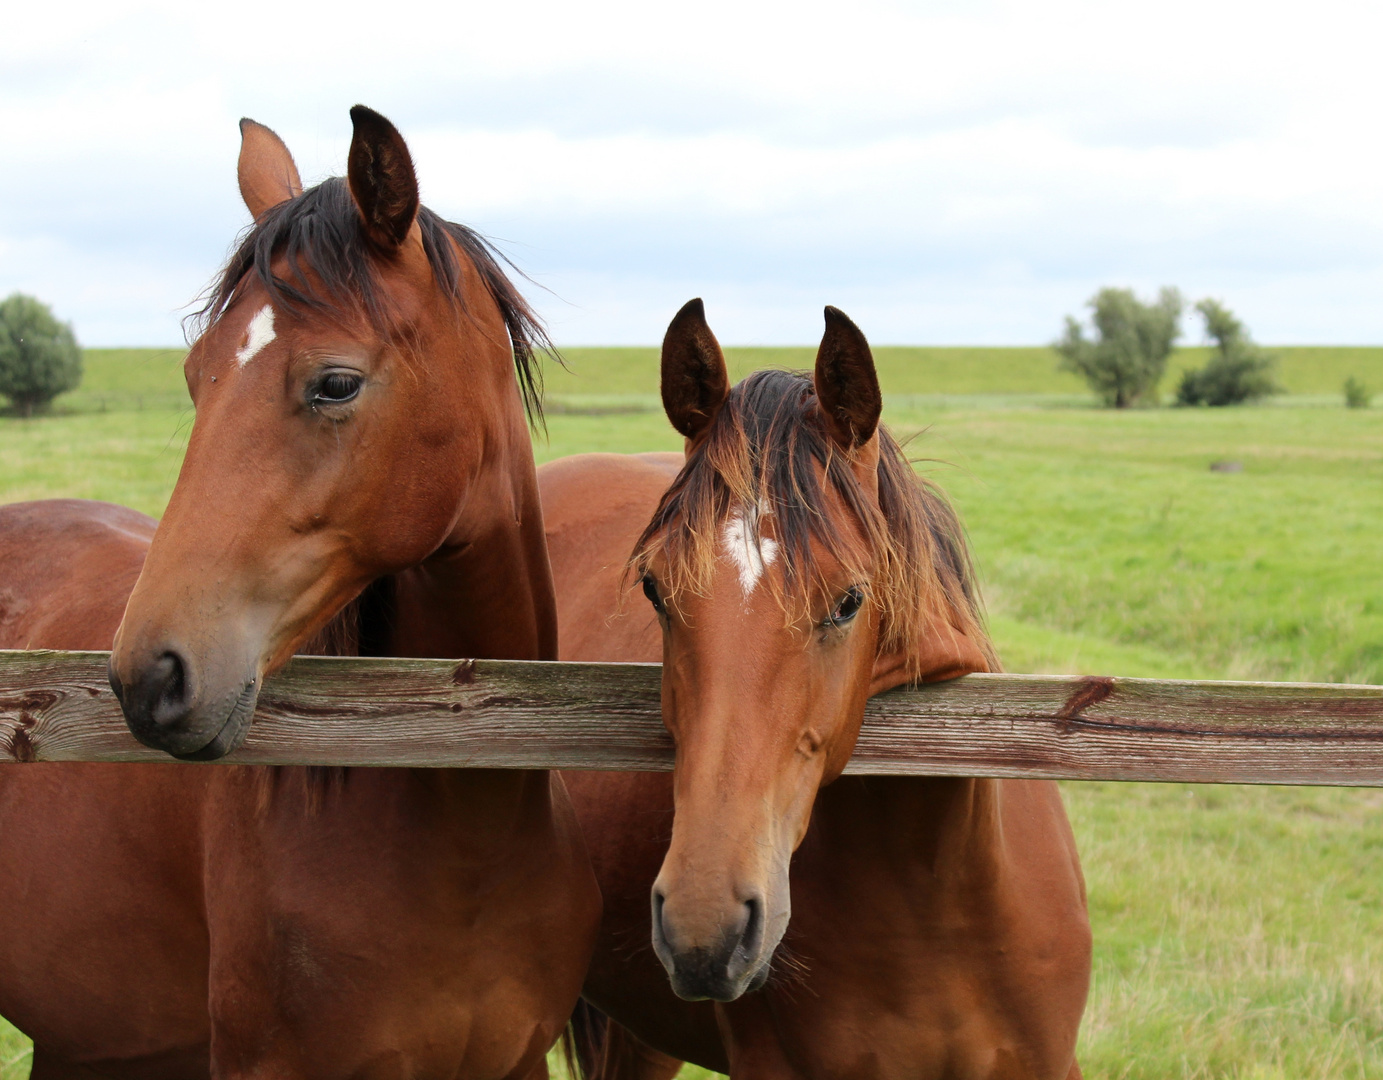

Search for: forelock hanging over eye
xmin=825 ymin=586 xmax=864 ymax=628
xmin=641 ymin=572 xmax=666 ymax=615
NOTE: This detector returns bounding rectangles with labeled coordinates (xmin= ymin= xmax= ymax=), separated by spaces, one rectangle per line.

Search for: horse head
xmin=110 ymin=106 xmax=549 ymax=759
xmin=633 ymin=300 xmax=993 ymax=1001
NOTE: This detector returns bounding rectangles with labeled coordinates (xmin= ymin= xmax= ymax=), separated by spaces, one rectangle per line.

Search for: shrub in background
xmin=1344 ymin=376 xmax=1372 ymax=409
xmin=1175 ymin=299 xmax=1280 ymax=407
xmin=1055 ymin=286 xmax=1183 ymax=408
xmin=0 ymin=293 xmax=83 ymax=417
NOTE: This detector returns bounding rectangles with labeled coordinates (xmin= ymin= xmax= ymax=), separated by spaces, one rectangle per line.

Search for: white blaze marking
xmin=235 ymin=305 xmax=276 ymax=366
xmin=721 ymin=506 xmax=779 ymax=597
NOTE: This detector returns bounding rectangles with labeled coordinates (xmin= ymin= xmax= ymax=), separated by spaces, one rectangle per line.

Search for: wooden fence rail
xmin=3 ymin=649 xmax=1383 ymax=785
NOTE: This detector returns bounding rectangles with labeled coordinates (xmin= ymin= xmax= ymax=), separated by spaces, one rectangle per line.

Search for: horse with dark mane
xmin=540 ymin=300 xmax=1091 ymax=1079
xmin=0 ymin=107 xmax=598 ymax=1080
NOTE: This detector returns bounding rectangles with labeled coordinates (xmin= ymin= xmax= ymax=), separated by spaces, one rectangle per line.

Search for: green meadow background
xmin=2 ymin=344 xmax=1382 ymax=1079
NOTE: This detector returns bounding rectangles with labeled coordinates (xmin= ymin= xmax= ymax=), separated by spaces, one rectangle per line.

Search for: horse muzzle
xmin=650 ymin=887 xmax=779 ymax=1002
xmin=109 ymin=647 xmax=260 ymax=760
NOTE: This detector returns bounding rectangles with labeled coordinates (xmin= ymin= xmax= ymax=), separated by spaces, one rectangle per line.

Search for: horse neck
xmin=807 ymin=775 xmax=1009 ymax=893
xmin=385 ymin=412 xmax=558 ymax=664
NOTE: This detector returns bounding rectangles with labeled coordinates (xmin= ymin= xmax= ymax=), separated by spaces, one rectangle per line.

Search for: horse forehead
xmin=234 ymin=304 xmax=277 ymax=367
xmin=715 ymin=496 xmax=864 ymax=590
xmin=720 ymin=507 xmax=780 ymax=598
xmin=207 ymin=292 xmax=373 ymax=366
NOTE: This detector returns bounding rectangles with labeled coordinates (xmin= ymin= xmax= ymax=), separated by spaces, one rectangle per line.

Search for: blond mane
xmin=629 ymin=369 xmax=997 ymax=677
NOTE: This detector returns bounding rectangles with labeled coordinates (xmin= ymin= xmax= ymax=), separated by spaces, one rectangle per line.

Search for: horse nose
xmin=110 ymin=649 xmax=193 ymax=736
xmin=651 ymin=888 xmax=766 ymax=1002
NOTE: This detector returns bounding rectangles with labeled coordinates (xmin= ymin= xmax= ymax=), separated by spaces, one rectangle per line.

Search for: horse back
xmin=0 ymin=499 xmax=154 ymax=650
xmin=537 ymin=453 xmax=681 ymax=665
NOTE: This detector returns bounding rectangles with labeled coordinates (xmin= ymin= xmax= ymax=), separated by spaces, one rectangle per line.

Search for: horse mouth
xmin=119 ymin=673 xmax=261 ymax=761
xmin=744 ymin=959 xmax=772 ymax=995
xmin=169 ymin=679 xmax=260 ymax=761
xmin=665 ymin=950 xmax=775 ymax=1003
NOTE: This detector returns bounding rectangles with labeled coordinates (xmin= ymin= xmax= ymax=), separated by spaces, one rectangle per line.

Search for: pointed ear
xmin=814 ymin=306 xmax=881 ymax=450
xmin=347 ymin=105 xmax=420 ymax=251
xmin=661 ymin=298 xmax=730 ymax=441
xmin=238 ymin=119 xmax=303 ymax=220
xmin=868 ymin=617 xmax=992 ymax=697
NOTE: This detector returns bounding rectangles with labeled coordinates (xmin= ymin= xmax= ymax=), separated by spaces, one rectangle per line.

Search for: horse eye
xmin=641 ymin=573 xmax=665 ymax=615
xmin=827 ymin=586 xmax=864 ymax=627
xmin=312 ymin=371 xmax=363 ymax=405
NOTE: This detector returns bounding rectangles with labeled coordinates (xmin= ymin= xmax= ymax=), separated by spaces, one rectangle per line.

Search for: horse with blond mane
xmin=540 ymin=300 xmax=1091 ymax=1079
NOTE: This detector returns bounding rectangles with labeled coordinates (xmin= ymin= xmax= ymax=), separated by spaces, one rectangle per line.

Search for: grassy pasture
xmin=1 ymin=346 xmax=1382 ymax=1078
xmin=547 ymin=344 xmax=1383 ymax=400
xmin=0 ymin=349 xmax=192 ymax=516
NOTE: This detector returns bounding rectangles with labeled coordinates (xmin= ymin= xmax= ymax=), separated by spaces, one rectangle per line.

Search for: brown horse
xmin=0 ymin=107 xmax=598 ymax=1080
xmin=540 ymin=301 xmax=1091 ymax=1079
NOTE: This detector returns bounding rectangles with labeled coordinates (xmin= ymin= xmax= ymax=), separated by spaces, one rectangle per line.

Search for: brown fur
xmin=0 ymin=500 xmax=153 ymax=650
xmin=236 ymin=118 xmax=303 ymax=220
xmin=542 ymin=302 xmax=1090 ymax=1079
xmin=192 ymin=115 xmax=551 ymax=425
xmin=0 ymin=108 xmax=598 ymax=1080
xmin=629 ymin=366 xmax=996 ymax=679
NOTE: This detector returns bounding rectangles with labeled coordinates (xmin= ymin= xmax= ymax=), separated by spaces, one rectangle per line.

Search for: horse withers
xmin=0 ymin=108 xmax=598 ymax=1080
xmin=542 ymin=301 xmax=1091 ymax=1079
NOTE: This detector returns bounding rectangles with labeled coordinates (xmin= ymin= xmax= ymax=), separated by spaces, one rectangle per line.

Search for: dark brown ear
xmin=238 ymin=119 xmax=303 ymax=220
xmin=661 ymin=298 xmax=730 ymax=440
xmin=814 ymin=306 xmax=881 ymax=449
xmin=347 ymin=105 xmax=420 ymax=250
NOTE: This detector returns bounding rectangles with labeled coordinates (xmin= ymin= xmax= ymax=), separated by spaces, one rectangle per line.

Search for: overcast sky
xmin=3 ymin=0 xmax=1381 ymax=345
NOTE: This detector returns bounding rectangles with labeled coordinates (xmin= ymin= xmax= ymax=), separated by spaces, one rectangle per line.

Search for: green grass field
xmin=546 ymin=344 xmax=1383 ymax=400
xmin=2 ymin=346 xmax=1381 ymax=1078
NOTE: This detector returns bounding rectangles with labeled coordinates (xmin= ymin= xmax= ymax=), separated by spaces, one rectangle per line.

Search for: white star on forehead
xmin=235 ymin=305 xmax=276 ymax=367
xmin=721 ymin=504 xmax=779 ymax=597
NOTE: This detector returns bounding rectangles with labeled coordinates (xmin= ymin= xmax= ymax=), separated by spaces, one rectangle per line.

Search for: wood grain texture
xmin=2 ymin=650 xmax=1382 ymax=784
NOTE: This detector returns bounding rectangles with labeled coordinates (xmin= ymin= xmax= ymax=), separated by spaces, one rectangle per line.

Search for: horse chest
xmin=197 ymin=769 xmax=597 ymax=1078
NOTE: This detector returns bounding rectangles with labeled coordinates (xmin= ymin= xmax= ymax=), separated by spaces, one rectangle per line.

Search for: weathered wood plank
xmin=2 ymin=650 xmax=1382 ymax=785
xmin=855 ymin=673 xmax=1383 ymax=784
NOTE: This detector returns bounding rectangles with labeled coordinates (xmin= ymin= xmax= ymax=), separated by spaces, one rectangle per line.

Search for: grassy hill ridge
xmin=61 ymin=346 xmax=1383 ymax=411
xmin=546 ymin=345 xmax=1383 ymax=399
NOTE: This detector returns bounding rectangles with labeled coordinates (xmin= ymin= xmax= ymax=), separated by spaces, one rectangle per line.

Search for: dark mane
xmin=189 ymin=176 xmax=551 ymax=424
xmin=631 ymin=369 xmax=997 ymax=675
xmin=203 ymin=179 xmax=551 ymax=767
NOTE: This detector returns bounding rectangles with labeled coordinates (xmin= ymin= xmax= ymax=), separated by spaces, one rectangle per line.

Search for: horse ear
xmin=661 ymin=298 xmax=730 ymax=441
xmin=869 ymin=618 xmax=992 ymax=697
xmin=814 ymin=306 xmax=881 ymax=450
xmin=237 ymin=119 xmax=303 ymax=220
xmin=347 ymin=105 xmax=420 ymax=250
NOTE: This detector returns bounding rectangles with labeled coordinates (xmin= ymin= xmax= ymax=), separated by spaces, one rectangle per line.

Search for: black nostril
xmin=739 ymin=896 xmax=764 ymax=959
xmin=113 ymin=647 xmax=198 ymax=746
xmin=651 ymin=889 xmax=668 ymax=949
xmin=149 ymin=651 xmax=190 ymax=728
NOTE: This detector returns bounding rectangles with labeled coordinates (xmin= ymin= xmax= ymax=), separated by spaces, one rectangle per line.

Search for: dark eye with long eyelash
xmin=825 ymin=586 xmax=864 ymax=627
xmin=310 ymin=371 xmax=363 ymax=407
xmin=641 ymin=573 xmax=665 ymax=616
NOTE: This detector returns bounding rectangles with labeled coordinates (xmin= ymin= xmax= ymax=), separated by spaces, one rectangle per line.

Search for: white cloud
xmin=1 ymin=0 xmax=1381 ymax=344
